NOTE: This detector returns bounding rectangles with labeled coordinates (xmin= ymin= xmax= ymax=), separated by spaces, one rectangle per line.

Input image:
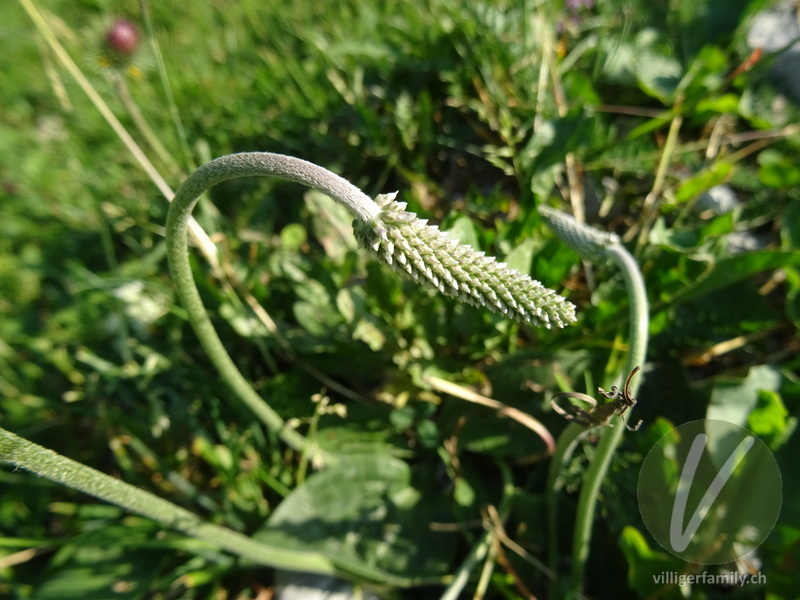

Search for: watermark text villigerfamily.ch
xmin=653 ymin=571 xmax=766 ymax=587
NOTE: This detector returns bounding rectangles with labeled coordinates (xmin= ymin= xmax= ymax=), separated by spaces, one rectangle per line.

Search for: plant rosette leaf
xmin=254 ymin=454 xmax=455 ymax=584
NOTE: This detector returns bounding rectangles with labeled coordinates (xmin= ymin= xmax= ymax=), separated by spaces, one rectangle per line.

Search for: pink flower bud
xmin=106 ymin=20 xmax=139 ymax=56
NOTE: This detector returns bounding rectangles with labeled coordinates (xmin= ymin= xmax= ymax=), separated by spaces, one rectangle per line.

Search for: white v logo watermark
xmin=639 ymin=419 xmax=782 ymax=564
xmin=669 ymin=433 xmax=755 ymax=552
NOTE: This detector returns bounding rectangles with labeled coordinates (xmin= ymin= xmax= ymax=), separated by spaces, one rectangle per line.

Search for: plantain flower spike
xmin=353 ymin=193 xmax=577 ymax=329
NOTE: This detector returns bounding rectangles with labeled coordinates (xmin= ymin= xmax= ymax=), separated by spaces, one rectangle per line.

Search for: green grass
xmin=1 ymin=0 xmax=799 ymax=598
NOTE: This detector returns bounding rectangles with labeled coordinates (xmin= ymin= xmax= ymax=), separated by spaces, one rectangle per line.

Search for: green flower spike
xmin=354 ymin=193 xmax=577 ymax=329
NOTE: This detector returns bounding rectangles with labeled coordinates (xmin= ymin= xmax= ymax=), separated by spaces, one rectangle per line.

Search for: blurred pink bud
xmin=106 ymin=20 xmax=139 ymax=55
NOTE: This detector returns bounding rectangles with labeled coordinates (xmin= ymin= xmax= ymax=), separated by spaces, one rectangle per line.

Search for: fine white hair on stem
xmin=537 ymin=204 xmax=619 ymax=261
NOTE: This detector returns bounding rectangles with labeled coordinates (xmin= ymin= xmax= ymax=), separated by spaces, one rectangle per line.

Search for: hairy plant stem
xmin=539 ymin=206 xmax=648 ymax=599
xmin=0 ymin=426 xmax=336 ymax=574
xmin=568 ymin=243 xmax=648 ymax=594
xmin=167 ymin=153 xmax=382 ymax=463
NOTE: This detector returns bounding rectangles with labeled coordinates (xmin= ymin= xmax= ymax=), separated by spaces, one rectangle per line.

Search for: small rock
xmin=747 ymin=1 xmax=800 ymax=100
xmin=695 ymin=185 xmax=740 ymax=216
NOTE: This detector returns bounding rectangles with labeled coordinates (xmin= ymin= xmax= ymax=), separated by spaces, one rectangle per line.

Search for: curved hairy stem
xmin=167 ymin=153 xmax=382 ymax=461
xmin=168 ymin=153 xmax=578 ymax=460
xmin=539 ymin=206 xmax=648 ymax=598
xmin=568 ymin=243 xmax=647 ymax=591
xmin=0 ymin=150 xmax=578 ymax=589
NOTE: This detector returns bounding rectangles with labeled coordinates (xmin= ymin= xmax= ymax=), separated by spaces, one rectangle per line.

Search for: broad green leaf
xmin=453 ymin=478 xmax=475 ymax=507
xmin=293 ymin=280 xmax=344 ymax=336
xmin=699 ymin=211 xmax=736 ymax=238
xmin=636 ymin=52 xmax=683 ymax=103
xmin=219 ymin=302 xmax=261 ymax=337
xmin=336 ymin=288 xmax=357 ymax=323
xmin=696 ymin=93 xmax=740 ymax=115
xmin=352 ymin=318 xmax=386 ymax=351
xmin=707 ymin=364 xmax=782 ymax=430
xmin=317 ymin=406 xmax=404 ymax=457
xmin=757 ymin=150 xmax=800 ymax=188
xmin=445 ymin=215 xmax=480 ymax=249
xmin=415 ymin=418 xmax=439 ymax=448
xmin=257 ymin=455 xmax=454 ymax=583
xmin=280 ymin=223 xmax=307 ymax=251
xmin=649 ymin=217 xmax=701 ymax=252
xmin=293 ymin=300 xmax=343 ymax=337
xmin=316 ymin=426 xmax=402 ymax=457
xmin=504 ymin=237 xmax=537 ymax=275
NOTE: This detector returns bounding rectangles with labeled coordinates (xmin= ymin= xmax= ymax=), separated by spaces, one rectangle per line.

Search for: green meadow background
xmin=1 ymin=0 xmax=798 ymax=598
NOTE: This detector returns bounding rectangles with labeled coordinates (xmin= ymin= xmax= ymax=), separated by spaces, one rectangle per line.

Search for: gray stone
xmin=748 ymin=1 xmax=800 ymax=100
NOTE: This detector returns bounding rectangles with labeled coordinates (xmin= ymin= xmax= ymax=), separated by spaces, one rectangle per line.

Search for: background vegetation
xmin=1 ymin=0 xmax=798 ymax=598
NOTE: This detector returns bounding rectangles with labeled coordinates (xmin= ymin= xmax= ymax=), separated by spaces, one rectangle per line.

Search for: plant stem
xmin=113 ymin=73 xmax=182 ymax=179
xmin=168 ymin=152 xmax=576 ymax=460
xmin=138 ymin=0 xmax=195 ymax=171
xmin=440 ymin=460 xmax=515 ymax=600
xmin=0 ymin=426 xmax=336 ymax=574
xmin=166 ymin=153 xmax=381 ymax=462
xmin=539 ymin=206 xmax=648 ymax=598
xmin=0 ymin=426 xmax=443 ymax=587
xmin=568 ymin=242 xmax=648 ymax=594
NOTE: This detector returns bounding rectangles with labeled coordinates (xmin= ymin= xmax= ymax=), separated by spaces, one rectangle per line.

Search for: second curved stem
xmin=568 ymin=242 xmax=649 ymax=593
